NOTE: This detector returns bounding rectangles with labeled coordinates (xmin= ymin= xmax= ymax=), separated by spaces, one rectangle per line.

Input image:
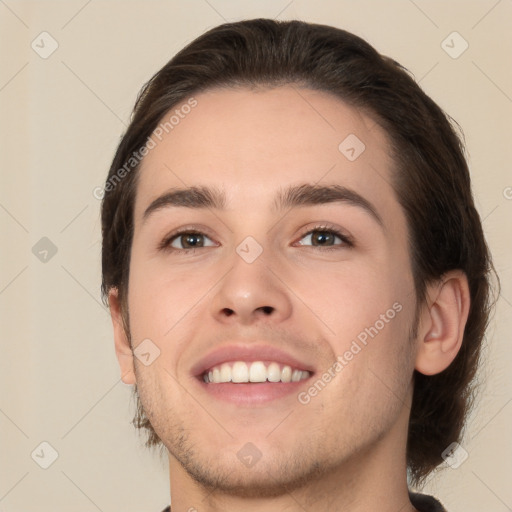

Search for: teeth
xmin=281 ymin=365 xmax=292 ymax=383
xmin=220 ymin=363 xmax=231 ymax=382
xmin=249 ymin=361 xmax=267 ymax=382
xmin=202 ymin=361 xmax=311 ymax=384
xmin=267 ymin=362 xmax=281 ymax=382
xmin=291 ymin=369 xmax=302 ymax=382
xmin=232 ymin=361 xmax=249 ymax=383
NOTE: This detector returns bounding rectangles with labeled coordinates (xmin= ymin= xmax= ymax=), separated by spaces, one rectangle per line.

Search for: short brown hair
xmin=101 ymin=18 xmax=498 ymax=488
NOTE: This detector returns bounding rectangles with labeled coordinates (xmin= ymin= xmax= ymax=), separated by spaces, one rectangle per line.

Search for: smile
xmin=202 ymin=361 xmax=311 ymax=383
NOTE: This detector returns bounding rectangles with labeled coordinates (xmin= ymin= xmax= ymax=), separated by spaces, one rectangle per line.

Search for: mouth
xmin=201 ymin=360 xmax=311 ymax=384
xmin=191 ymin=344 xmax=316 ymax=405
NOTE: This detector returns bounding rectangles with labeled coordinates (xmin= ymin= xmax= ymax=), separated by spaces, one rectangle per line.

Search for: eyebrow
xmin=275 ymin=183 xmax=383 ymax=227
xmin=142 ymin=183 xmax=384 ymax=228
xmin=142 ymin=185 xmax=227 ymax=223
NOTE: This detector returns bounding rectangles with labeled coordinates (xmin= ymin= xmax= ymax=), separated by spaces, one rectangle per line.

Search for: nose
xmin=209 ymin=252 xmax=293 ymax=326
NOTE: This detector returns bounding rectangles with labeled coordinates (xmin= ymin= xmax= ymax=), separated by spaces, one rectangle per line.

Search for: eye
xmin=296 ymin=225 xmax=353 ymax=250
xmin=159 ymin=229 xmax=217 ymax=252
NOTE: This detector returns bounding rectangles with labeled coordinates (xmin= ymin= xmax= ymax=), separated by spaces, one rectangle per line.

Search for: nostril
xmin=221 ymin=306 xmax=274 ymax=316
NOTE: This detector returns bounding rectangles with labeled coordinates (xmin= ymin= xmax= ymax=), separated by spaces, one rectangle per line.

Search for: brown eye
xmin=309 ymin=231 xmax=337 ymax=246
xmin=297 ymin=227 xmax=352 ymax=249
xmin=160 ymin=230 xmax=216 ymax=251
xmin=176 ymin=233 xmax=205 ymax=248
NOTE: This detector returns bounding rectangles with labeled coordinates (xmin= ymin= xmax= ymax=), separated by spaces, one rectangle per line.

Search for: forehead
xmin=134 ymin=85 xmax=399 ymax=223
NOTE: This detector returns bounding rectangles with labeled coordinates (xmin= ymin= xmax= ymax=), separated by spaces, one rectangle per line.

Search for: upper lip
xmin=191 ymin=344 xmax=317 ymax=378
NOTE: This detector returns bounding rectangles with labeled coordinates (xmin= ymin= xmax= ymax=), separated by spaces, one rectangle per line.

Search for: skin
xmin=109 ymin=85 xmax=470 ymax=512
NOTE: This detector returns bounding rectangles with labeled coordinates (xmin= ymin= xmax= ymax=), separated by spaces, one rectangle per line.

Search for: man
xmin=100 ymin=19 xmax=495 ymax=512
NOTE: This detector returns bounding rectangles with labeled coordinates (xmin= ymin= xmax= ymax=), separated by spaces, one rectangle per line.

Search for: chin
xmin=169 ymin=439 xmax=327 ymax=498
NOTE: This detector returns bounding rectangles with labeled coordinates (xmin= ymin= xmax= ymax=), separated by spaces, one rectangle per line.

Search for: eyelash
xmin=295 ymin=224 xmax=354 ymax=251
xmin=158 ymin=224 xmax=354 ymax=254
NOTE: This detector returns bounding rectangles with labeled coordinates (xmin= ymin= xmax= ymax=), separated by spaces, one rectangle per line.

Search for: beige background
xmin=0 ymin=1 xmax=511 ymax=511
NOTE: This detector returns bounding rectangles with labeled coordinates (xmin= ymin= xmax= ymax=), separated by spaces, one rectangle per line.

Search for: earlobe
xmin=415 ymin=270 xmax=470 ymax=376
xmin=109 ymin=288 xmax=136 ymax=385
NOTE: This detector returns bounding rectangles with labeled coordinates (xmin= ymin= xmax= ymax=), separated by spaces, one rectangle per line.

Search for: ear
xmin=415 ymin=270 xmax=471 ymax=376
xmin=109 ymin=288 xmax=136 ymax=385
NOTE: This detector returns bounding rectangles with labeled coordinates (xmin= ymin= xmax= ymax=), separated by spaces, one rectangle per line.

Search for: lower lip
xmin=194 ymin=377 xmax=312 ymax=406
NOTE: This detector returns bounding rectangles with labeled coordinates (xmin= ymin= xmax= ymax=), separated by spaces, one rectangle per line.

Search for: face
xmin=117 ymin=85 xmax=419 ymax=495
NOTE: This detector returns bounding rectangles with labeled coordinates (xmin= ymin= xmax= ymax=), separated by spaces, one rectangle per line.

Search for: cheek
xmin=293 ymin=249 xmax=416 ymax=376
xmin=293 ymin=258 xmax=402 ymax=333
xmin=312 ymin=267 xmax=415 ymax=414
xmin=127 ymin=252 xmax=211 ymax=343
